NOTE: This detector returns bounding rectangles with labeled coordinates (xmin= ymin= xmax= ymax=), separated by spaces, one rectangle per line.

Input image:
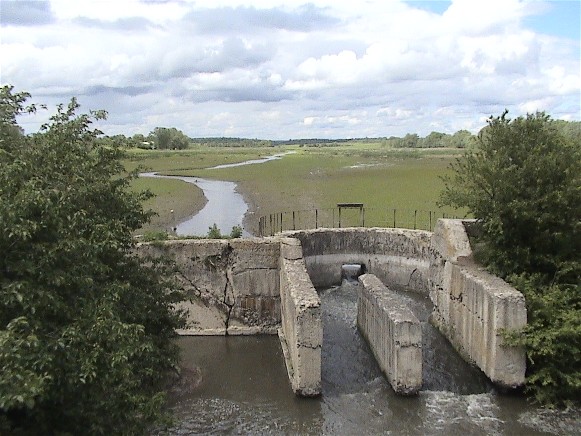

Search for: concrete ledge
xmin=279 ymin=240 xmax=322 ymax=397
xmin=284 ymin=228 xmax=433 ymax=293
xmin=357 ymin=274 xmax=422 ymax=395
xmin=430 ymin=220 xmax=527 ymax=388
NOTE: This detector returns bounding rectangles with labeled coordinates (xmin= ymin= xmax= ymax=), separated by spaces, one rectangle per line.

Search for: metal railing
xmin=258 ymin=207 xmax=461 ymax=237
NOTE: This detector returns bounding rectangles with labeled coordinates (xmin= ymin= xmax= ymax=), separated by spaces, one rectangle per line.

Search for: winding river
xmin=140 ymin=152 xmax=293 ymax=237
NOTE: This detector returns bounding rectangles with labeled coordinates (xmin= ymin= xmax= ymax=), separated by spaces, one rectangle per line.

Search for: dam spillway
xmin=141 ymin=220 xmax=579 ymax=434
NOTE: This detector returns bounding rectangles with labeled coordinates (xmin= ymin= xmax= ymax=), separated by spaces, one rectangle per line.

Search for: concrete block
xmin=357 ymin=274 xmax=422 ymax=395
xmin=431 ymin=219 xmax=473 ymax=264
xmin=279 ymin=255 xmax=322 ymax=397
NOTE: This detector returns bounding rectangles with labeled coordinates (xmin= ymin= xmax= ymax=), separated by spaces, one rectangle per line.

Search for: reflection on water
xmin=158 ymin=282 xmax=580 ymax=435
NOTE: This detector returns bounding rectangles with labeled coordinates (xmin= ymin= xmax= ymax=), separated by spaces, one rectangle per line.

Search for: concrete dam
xmin=138 ymin=219 xmax=527 ymax=397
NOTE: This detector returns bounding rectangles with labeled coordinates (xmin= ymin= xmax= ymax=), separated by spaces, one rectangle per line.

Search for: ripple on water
xmin=158 ymin=282 xmax=581 ymax=435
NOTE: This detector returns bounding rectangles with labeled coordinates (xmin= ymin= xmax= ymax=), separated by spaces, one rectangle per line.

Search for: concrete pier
xmin=278 ymin=238 xmax=322 ymax=396
xmin=357 ymin=274 xmax=422 ymax=395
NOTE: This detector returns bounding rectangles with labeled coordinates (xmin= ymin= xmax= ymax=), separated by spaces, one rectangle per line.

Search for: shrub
xmin=440 ymin=111 xmax=580 ymax=406
xmin=0 ymin=86 xmax=186 ymax=434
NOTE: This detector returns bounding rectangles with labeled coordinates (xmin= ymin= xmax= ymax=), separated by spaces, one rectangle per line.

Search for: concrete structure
xmin=137 ymin=238 xmax=282 ymax=335
xmin=284 ymin=227 xmax=433 ymax=293
xmin=278 ymin=238 xmax=322 ymax=396
xmin=429 ymin=220 xmax=527 ymax=388
xmin=137 ymin=219 xmax=527 ymax=395
xmin=357 ymin=274 xmax=422 ymax=394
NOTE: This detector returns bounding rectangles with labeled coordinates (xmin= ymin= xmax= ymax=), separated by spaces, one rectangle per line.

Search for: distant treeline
xmin=99 ymin=119 xmax=580 ymax=150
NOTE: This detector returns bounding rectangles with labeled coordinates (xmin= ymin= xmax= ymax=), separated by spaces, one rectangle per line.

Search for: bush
xmin=230 ymin=225 xmax=243 ymax=238
xmin=0 ymin=86 xmax=186 ymax=434
xmin=207 ymin=223 xmax=222 ymax=239
xmin=440 ymin=111 xmax=581 ymax=406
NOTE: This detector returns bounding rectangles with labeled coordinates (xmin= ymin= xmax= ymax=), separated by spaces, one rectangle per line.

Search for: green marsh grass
xmin=125 ymin=146 xmax=466 ymax=234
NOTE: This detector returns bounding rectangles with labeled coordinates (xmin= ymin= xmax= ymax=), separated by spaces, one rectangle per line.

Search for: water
xmin=158 ymin=282 xmax=580 ymax=435
xmin=140 ymin=173 xmax=250 ymax=237
xmin=140 ymin=152 xmax=294 ymax=237
xmin=207 ymin=151 xmax=295 ymax=170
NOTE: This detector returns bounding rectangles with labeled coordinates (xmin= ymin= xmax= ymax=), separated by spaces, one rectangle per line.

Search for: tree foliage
xmin=439 ymin=111 xmax=580 ymax=406
xmin=0 ymin=86 xmax=186 ymax=434
xmin=151 ymin=127 xmax=190 ymax=150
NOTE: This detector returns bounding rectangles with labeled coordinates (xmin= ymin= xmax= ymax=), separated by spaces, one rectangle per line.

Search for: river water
xmin=158 ymin=282 xmax=580 ymax=435
xmin=140 ymin=152 xmax=293 ymax=237
xmin=139 ymin=173 xmax=250 ymax=237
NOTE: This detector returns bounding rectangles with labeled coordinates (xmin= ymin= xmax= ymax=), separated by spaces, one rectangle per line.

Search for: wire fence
xmin=258 ymin=207 xmax=462 ymax=237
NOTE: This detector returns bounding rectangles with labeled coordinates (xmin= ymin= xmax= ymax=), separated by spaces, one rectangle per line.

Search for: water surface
xmin=159 ymin=282 xmax=580 ymax=435
xmin=140 ymin=173 xmax=250 ymax=237
xmin=140 ymin=152 xmax=294 ymax=236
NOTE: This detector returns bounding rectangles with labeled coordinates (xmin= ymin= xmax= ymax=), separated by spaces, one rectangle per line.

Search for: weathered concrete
xmin=278 ymin=238 xmax=322 ymax=396
xmin=136 ymin=219 xmax=527 ymax=393
xmin=357 ymin=274 xmax=422 ymax=395
xmin=284 ymin=228 xmax=433 ymax=293
xmin=137 ymin=238 xmax=281 ymax=335
xmin=429 ymin=220 xmax=527 ymax=388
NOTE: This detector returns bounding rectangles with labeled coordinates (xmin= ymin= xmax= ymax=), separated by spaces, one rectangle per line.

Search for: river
xmin=158 ymin=282 xmax=580 ymax=435
xmin=140 ymin=152 xmax=294 ymax=237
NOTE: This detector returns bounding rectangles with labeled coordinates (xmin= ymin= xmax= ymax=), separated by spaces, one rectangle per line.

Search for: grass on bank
xmin=130 ymin=177 xmax=206 ymax=234
xmin=126 ymin=145 xmax=466 ymax=234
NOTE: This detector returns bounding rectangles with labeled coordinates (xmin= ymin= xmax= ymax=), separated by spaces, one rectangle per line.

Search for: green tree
xmin=420 ymin=131 xmax=447 ymax=148
xmin=401 ymin=133 xmax=419 ymax=148
xmin=151 ymin=127 xmax=190 ymax=150
xmin=0 ymin=86 xmax=186 ymax=434
xmin=439 ymin=111 xmax=580 ymax=406
xmin=449 ymin=129 xmax=476 ymax=148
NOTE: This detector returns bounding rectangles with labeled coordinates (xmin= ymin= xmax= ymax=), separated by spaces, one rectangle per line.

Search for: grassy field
xmin=126 ymin=144 xmax=466 ymax=235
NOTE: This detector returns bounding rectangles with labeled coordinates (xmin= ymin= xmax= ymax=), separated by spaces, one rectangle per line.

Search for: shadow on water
xmin=158 ymin=281 xmax=580 ymax=435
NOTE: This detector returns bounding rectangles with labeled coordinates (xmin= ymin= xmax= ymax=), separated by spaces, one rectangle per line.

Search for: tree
xmin=439 ymin=111 xmax=580 ymax=406
xmin=0 ymin=86 xmax=186 ymax=434
xmin=421 ymin=131 xmax=447 ymax=148
xmin=151 ymin=127 xmax=190 ymax=150
xmin=449 ymin=129 xmax=476 ymax=148
xmin=401 ymin=133 xmax=419 ymax=148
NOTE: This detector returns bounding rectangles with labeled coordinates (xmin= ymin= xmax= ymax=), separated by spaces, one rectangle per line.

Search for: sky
xmin=1 ymin=0 xmax=580 ymax=139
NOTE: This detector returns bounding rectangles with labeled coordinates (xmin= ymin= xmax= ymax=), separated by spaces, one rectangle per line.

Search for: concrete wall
xmin=137 ymin=238 xmax=281 ymax=335
xmin=357 ymin=274 xmax=422 ymax=395
xmin=278 ymin=238 xmax=322 ymax=396
xmin=429 ymin=220 xmax=527 ymax=388
xmin=285 ymin=222 xmax=527 ymax=389
xmin=137 ymin=220 xmax=526 ymax=391
xmin=284 ymin=228 xmax=433 ymax=293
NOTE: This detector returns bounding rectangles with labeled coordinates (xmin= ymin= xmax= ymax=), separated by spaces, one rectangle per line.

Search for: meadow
xmin=126 ymin=143 xmax=466 ymax=235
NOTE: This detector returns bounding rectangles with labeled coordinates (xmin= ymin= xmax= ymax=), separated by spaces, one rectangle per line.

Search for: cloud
xmin=1 ymin=0 xmax=579 ymax=139
xmin=0 ymin=0 xmax=55 ymax=26
xmin=182 ymin=4 xmax=339 ymax=34
xmin=72 ymin=16 xmax=158 ymax=32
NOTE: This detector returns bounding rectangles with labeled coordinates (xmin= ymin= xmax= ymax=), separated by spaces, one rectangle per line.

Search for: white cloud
xmin=1 ymin=0 xmax=578 ymax=139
